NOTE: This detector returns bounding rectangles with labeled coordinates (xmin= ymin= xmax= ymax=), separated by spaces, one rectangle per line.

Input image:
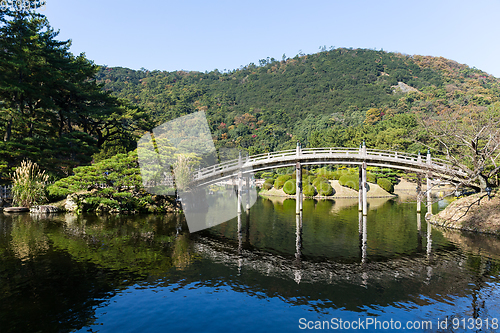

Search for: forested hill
xmin=96 ymin=48 xmax=500 ymax=155
xmin=2 ymin=9 xmax=499 ymax=185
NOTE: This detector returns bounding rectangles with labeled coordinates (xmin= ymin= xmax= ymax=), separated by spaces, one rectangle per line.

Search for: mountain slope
xmin=96 ymin=48 xmax=500 ymax=154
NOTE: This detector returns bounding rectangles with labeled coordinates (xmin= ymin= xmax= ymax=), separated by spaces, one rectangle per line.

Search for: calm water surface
xmin=1 ymin=195 xmax=500 ymax=332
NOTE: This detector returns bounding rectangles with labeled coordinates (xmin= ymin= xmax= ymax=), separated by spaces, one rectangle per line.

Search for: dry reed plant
xmin=11 ymin=160 xmax=49 ymax=207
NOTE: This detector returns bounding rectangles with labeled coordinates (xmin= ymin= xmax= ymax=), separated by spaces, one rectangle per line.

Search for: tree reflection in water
xmin=1 ymin=197 xmax=500 ymax=332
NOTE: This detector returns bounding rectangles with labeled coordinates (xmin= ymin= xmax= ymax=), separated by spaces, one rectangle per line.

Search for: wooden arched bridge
xmin=190 ymin=143 xmax=466 ymax=217
xmin=194 ymin=143 xmax=466 ymax=185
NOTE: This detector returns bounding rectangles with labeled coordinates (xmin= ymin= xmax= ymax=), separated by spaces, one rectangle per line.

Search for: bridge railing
xmin=247 ymin=149 xmax=296 ymax=163
xmin=193 ymin=147 xmax=465 ymax=181
xmin=195 ymin=149 xmax=295 ymax=179
xmin=366 ymin=149 xmax=463 ymax=174
xmin=300 ymin=147 xmax=360 ymax=156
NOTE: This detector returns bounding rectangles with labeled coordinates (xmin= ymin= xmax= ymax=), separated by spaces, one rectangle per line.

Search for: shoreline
xmin=430 ymin=191 xmax=500 ymax=235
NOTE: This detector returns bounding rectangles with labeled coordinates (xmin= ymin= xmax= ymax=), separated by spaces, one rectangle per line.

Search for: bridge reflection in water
xmin=199 ymin=203 xmax=437 ymax=289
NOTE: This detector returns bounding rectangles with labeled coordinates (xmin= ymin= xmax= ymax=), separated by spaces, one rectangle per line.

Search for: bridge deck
xmin=193 ymin=147 xmax=466 ymax=186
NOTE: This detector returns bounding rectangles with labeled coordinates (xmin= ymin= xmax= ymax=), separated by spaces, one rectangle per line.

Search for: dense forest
xmin=96 ymin=48 xmax=500 ymax=156
xmin=1 ymin=7 xmax=500 ymax=186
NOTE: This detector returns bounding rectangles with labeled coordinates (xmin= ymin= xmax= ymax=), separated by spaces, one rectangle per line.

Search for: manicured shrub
xmin=316 ymin=168 xmax=335 ymax=179
xmin=262 ymin=182 xmax=273 ymax=190
xmin=315 ymin=167 xmax=326 ymax=176
xmin=274 ymin=174 xmax=292 ymax=189
xmin=264 ymin=178 xmax=274 ymax=185
xmin=331 ymin=170 xmax=341 ymax=180
xmin=367 ymin=172 xmax=377 ymax=184
xmin=303 ymin=184 xmax=317 ymax=197
xmin=260 ymin=172 xmax=274 ymax=179
xmin=312 ymin=176 xmax=327 ymax=188
xmin=377 ymin=177 xmax=394 ymax=193
xmin=339 ymin=174 xmax=359 ymax=191
xmin=316 ymin=168 xmax=335 ymax=180
xmin=291 ymin=169 xmax=309 ymax=179
xmin=318 ymin=181 xmax=334 ymax=196
xmin=307 ymin=175 xmax=316 ymax=184
xmin=283 ymin=179 xmax=296 ymax=195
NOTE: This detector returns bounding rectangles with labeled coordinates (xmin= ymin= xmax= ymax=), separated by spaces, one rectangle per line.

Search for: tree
xmin=420 ymin=103 xmax=500 ymax=191
xmin=0 ymin=9 xmax=150 ymax=178
xmin=48 ymin=150 xmax=175 ymax=213
xmin=364 ymin=108 xmax=381 ymax=125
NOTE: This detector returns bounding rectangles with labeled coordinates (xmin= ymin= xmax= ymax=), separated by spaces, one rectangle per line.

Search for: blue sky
xmin=42 ymin=0 xmax=500 ymax=77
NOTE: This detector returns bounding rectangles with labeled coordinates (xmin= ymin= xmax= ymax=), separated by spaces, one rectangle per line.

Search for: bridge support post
xmin=427 ymin=174 xmax=432 ymax=217
xmin=237 ymin=173 xmax=242 ymax=214
xmin=416 ymin=173 xmax=422 ymax=213
xmin=237 ymin=212 xmax=243 ymax=275
xmin=296 ymin=161 xmax=302 ymax=214
xmin=245 ymin=177 xmax=250 ymax=211
xmin=358 ymin=165 xmax=363 ymax=212
xmin=361 ymin=215 xmax=367 ymax=264
xmin=362 ymin=161 xmax=367 ymax=216
xmin=426 ymin=149 xmax=432 ymax=217
xmin=237 ymin=152 xmax=242 ymax=214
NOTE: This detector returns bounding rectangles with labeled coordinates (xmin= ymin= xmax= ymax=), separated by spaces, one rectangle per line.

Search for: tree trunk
xmin=478 ymin=174 xmax=489 ymax=192
xmin=96 ymin=128 xmax=104 ymax=147
xmin=28 ymin=120 xmax=34 ymax=137
xmin=3 ymin=116 xmax=12 ymax=141
xmin=58 ymin=110 xmax=64 ymax=138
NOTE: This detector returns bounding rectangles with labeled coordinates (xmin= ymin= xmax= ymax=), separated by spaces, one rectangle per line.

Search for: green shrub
xmin=303 ymin=184 xmax=317 ymax=197
xmin=292 ymin=169 xmax=309 ymax=179
xmin=315 ymin=167 xmax=325 ymax=175
xmin=283 ymin=179 xmax=296 ymax=195
xmin=312 ymin=176 xmax=327 ymax=188
xmin=260 ymin=172 xmax=274 ymax=179
xmin=377 ymin=177 xmax=394 ymax=193
xmin=367 ymin=172 xmax=377 ymax=184
xmin=331 ymin=170 xmax=341 ymax=180
xmin=274 ymin=174 xmax=292 ymax=189
xmin=264 ymin=178 xmax=274 ymax=185
xmin=318 ymin=181 xmax=334 ymax=196
xmin=306 ymin=175 xmax=315 ymax=184
xmin=315 ymin=167 xmax=334 ymax=179
xmin=339 ymin=174 xmax=359 ymax=191
xmin=316 ymin=168 xmax=335 ymax=180
xmin=262 ymin=182 xmax=273 ymax=190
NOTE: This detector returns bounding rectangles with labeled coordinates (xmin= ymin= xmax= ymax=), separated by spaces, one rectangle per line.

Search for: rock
xmin=391 ymin=82 xmax=420 ymax=94
xmin=96 ymin=203 xmax=110 ymax=213
xmin=65 ymin=193 xmax=85 ymax=212
xmin=4 ymin=207 xmax=29 ymax=213
xmin=30 ymin=205 xmax=60 ymax=213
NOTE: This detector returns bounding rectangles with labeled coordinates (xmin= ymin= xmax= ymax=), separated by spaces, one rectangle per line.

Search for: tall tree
xmin=0 ymin=8 xmax=149 ymax=179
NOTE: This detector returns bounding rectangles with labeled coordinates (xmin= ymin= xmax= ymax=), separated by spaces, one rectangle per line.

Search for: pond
xmin=1 ymin=195 xmax=500 ymax=332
